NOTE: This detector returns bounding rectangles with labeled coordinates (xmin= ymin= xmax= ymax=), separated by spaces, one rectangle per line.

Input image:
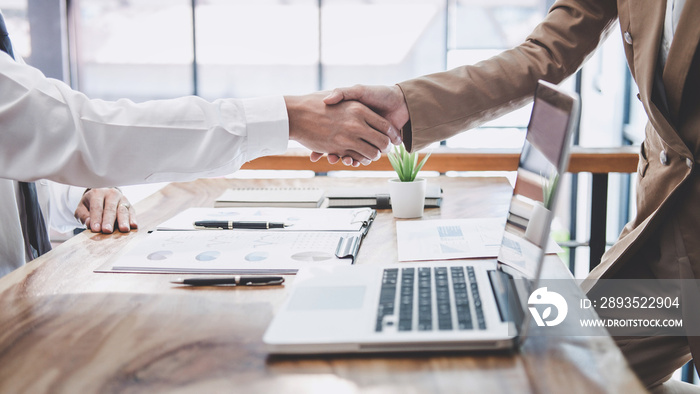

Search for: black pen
xmin=171 ymin=276 xmax=285 ymax=287
xmin=193 ymin=220 xmax=288 ymax=230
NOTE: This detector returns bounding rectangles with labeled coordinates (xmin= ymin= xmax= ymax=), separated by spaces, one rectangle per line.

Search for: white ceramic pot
xmin=524 ymin=202 xmax=552 ymax=247
xmin=388 ymin=178 xmax=427 ymax=219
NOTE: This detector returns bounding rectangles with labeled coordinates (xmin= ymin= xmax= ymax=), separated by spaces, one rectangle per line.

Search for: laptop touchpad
xmin=288 ymin=286 xmax=366 ymax=311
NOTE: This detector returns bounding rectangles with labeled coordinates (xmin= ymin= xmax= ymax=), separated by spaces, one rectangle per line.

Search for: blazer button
xmin=624 ymin=31 xmax=633 ymax=45
xmin=660 ymin=150 xmax=669 ymax=165
xmin=687 ymin=158 xmax=694 ymax=169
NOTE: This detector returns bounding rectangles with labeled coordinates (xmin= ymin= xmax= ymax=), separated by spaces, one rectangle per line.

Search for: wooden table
xmin=0 ymin=176 xmax=645 ymax=393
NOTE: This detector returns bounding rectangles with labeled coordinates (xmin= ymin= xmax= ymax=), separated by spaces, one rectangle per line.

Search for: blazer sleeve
xmin=0 ymin=52 xmax=289 ymax=187
xmin=397 ymin=0 xmax=619 ymax=151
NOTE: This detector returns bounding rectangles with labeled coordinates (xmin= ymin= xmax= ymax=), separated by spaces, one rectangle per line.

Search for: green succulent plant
xmin=387 ymin=143 xmax=431 ymax=182
xmin=542 ymin=172 xmax=559 ymax=209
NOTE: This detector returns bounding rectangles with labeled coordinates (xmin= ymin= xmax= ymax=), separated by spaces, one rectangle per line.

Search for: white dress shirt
xmin=0 ymin=49 xmax=289 ymax=277
xmin=42 ymin=181 xmax=85 ymax=234
xmin=660 ymin=0 xmax=686 ymax=69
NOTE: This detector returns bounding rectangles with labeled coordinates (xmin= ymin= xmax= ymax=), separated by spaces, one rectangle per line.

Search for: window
xmin=71 ymin=0 xmax=194 ymax=100
xmin=65 ymin=1 xmax=575 ymax=153
xmin=320 ymin=0 xmax=446 ymax=91
xmin=0 ymin=0 xmax=30 ymax=58
xmin=195 ymin=0 xmax=319 ymax=98
xmin=69 ymin=0 xmax=449 ymax=100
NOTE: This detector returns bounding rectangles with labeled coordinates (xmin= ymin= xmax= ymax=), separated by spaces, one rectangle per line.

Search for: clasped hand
xmin=286 ymin=88 xmax=406 ymax=167
xmin=296 ymin=85 xmax=409 ymax=166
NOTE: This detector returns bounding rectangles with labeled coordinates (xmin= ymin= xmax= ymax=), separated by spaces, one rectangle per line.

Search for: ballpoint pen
xmin=193 ymin=220 xmax=288 ymax=229
xmin=171 ymin=276 xmax=285 ymax=287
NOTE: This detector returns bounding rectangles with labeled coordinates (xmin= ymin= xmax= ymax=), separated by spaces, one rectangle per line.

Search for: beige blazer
xmin=398 ymin=0 xmax=700 ymax=284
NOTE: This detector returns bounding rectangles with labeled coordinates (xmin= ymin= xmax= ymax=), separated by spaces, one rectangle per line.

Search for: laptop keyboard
xmin=376 ymin=266 xmax=487 ymax=332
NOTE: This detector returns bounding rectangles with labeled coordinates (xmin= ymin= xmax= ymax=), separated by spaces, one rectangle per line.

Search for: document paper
xmin=157 ymin=207 xmax=373 ymax=232
xmin=396 ymin=218 xmax=562 ymax=262
xmin=397 ymin=218 xmax=504 ymax=262
xmin=110 ymin=230 xmax=357 ymax=274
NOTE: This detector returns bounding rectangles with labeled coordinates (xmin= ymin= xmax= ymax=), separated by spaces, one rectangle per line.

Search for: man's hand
xmin=285 ymin=92 xmax=401 ymax=166
xmin=75 ymin=188 xmax=137 ymax=234
xmin=310 ymin=84 xmax=409 ymax=165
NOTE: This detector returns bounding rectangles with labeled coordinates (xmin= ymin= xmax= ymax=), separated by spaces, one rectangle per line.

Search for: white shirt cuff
xmin=242 ymin=96 xmax=289 ymax=162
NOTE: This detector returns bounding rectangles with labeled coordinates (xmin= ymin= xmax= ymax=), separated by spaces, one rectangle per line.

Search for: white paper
xmin=111 ymin=230 xmax=357 ymax=274
xmin=157 ymin=207 xmax=373 ymax=232
xmin=397 ymin=218 xmax=503 ymax=262
xmin=396 ymin=218 xmax=562 ymax=262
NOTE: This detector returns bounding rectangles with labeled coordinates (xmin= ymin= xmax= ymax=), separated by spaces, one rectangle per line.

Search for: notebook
xmin=326 ymin=184 xmax=442 ymax=209
xmin=214 ymin=188 xmax=326 ymax=208
xmin=263 ymin=80 xmax=579 ymax=354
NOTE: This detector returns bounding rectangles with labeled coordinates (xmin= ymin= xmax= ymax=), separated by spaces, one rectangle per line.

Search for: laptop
xmin=263 ymin=80 xmax=580 ymax=354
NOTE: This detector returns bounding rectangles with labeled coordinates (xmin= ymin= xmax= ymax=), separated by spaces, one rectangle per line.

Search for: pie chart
xmin=196 ymin=251 xmax=221 ymax=261
xmin=245 ymin=251 xmax=269 ymax=262
xmin=147 ymin=250 xmax=173 ymax=260
xmin=291 ymin=251 xmax=333 ymax=262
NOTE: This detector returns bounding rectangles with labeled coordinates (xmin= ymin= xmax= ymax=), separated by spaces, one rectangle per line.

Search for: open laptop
xmin=263 ymin=80 xmax=580 ymax=354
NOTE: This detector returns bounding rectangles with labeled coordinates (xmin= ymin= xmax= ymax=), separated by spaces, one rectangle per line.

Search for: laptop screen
xmin=492 ymin=80 xmax=579 ymax=339
xmin=497 ymin=80 xmax=579 ymax=280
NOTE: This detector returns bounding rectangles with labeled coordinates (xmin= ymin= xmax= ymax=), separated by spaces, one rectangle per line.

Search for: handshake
xmin=284 ymin=84 xmax=409 ymax=167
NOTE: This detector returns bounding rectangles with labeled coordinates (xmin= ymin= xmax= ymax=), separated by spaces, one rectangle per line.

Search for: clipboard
xmin=354 ymin=209 xmax=377 ymax=237
xmin=101 ymin=230 xmax=362 ymax=275
xmin=336 ymin=209 xmax=375 ymax=262
xmin=335 ymin=234 xmax=362 ymax=263
xmin=97 ymin=208 xmax=375 ymax=274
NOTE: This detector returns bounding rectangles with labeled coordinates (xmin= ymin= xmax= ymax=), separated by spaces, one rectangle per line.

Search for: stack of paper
xmin=214 ymin=188 xmax=326 ymax=208
xmin=110 ymin=230 xmax=358 ymax=274
xmin=105 ymin=207 xmax=375 ymax=274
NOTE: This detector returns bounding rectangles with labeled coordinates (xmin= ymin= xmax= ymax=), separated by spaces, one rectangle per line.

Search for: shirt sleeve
xmin=0 ymin=51 xmax=289 ymax=187
xmin=45 ymin=181 xmax=84 ymax=233
xmin=241 ymin=96 xmax=289 ymax=162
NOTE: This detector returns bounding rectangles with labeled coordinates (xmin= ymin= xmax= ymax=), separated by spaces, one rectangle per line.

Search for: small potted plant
xmin=525 ymin=172 xmax=558 ymax=246
xmin=387 ymin=144 xmax=432 ymax=218
xmin=542 ymin=172 xmax=559 ymax=210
